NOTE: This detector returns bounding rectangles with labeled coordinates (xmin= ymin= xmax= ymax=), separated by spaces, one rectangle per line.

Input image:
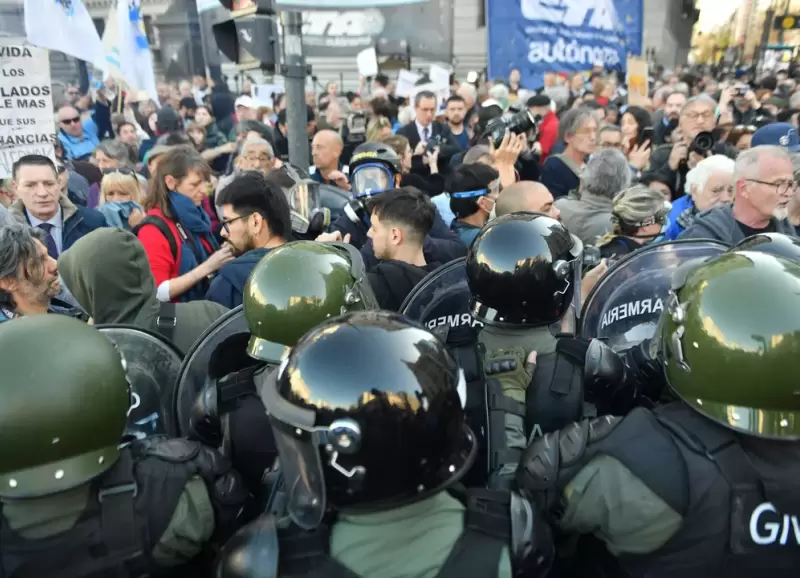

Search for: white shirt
xmin=27 ymin=206 xmax=63 ymax=254
xmin=416 ymin=120 xmax=433 ymax=143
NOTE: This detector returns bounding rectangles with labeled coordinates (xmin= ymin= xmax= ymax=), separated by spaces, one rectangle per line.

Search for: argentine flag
xmin=116 ymin=0 xmax=158 ymax=105
xmin=24 ymin=0 xmax=105 ymax=69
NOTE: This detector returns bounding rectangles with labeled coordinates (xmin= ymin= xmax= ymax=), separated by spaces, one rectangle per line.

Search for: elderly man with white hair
xmin=663 ymin=155 xmax=735 ymax=239
xmin=679 ymin=145 xmax=798 ymax=243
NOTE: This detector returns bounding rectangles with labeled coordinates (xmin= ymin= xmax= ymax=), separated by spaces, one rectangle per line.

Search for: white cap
xmin=235 ymin=95 xmax=256 ymax=109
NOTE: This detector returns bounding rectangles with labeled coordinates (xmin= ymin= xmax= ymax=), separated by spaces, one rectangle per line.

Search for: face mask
xmin=489 ymin=205 xmax=497 ymax=221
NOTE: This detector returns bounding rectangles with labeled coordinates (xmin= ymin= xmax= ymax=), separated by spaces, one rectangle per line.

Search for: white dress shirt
xmin=27 ymin=206 xmax=64 ymax=254
xmin=416 ymin=120 xmax=433 ymax=143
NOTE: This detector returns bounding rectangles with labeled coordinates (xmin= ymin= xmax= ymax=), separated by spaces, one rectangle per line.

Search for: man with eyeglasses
xmin=206 ymin=171 xmax=290 ymax=309
xmin=679 ymin=145 xmax=797 ymax=243
xmin=645 ymin=95 xmax=738 ymax=198
xmin=56 ymin=105 xmax=99 ymax=161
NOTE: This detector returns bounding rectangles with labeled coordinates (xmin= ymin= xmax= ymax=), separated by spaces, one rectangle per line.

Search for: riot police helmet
xmin=0 ymin=316 xmax=130 ymax=498
xmin=466 ymin=212 xmax=583 ymax=327
xmin=257 ymin=311 xmax=475 ymax=528
xmin=244 ymin=241 xmax=378 ymax=364
xmin=348 ymin=141 xmax=402 ymax=199
xmin=730 ymin=232 xmax=800 ymax=262
xmin=658 ymin=251 xmax=800 ymax=440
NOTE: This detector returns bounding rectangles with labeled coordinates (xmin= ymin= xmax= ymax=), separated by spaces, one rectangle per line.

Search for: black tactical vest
xmin=0 ymin=437 xmax=244 ymax=578
xmin=569 ymin=404 xmax=800 ymax=577
xmin=276 ymin=489 xmax=511 ymax=578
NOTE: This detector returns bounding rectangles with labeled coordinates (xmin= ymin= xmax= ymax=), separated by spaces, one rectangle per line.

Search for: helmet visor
xmin=287 ymin=182 xmax=322 ymax=234
xmin=556 ymin=233 xmax=585 ymax=334
xmin=269 ymin=419 xmax=327 ymax=529
xmin=351 ymin=164 xmax=393 ymax=198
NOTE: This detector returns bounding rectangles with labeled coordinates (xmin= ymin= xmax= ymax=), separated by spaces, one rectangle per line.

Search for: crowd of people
xmin=1 ymin=60 xmax=800 ymax=576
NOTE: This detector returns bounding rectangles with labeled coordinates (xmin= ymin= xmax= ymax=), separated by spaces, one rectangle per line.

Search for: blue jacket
xmin=8 ymin=196 xmax=108 ymax=252
xmin=540 ymin=154 xmax=581 ymax=199
xmin=58 ymin=124 xmax=99 ymax=161
xmin=664 ymin=195 xmax=694 ymax=240
xmin=205 ymin=247 xmax=271 ymax=309
xmin=451 ymin=220 xmax=481 ymax=247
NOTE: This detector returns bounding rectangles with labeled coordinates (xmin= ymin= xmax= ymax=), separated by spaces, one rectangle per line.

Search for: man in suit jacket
xmin=397 ymin=91 xmax=460 ymax=177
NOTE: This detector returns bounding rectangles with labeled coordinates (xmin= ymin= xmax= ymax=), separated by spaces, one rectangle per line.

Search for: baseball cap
xmin=235 ymin=95 xmax=256 ymax=109
xmin=751 ymin=123 xmax=800 ymax=152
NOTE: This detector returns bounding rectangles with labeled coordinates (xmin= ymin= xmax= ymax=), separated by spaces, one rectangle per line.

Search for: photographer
xmin=526 ymin=94 xmax=558 ymax=162
xmin=644 ymin=94 xmax=738 ymax=198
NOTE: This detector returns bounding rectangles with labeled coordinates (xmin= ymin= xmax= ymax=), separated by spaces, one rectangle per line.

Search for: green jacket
xmin=58 ymin=228 xmax=228 ymax=354
xmin=479 ymin=325 xmax=557 ymax=478
xmin=2 ymin=476 xmax=214 ymax=567
xmin=330 ymin=492 xmax=513 ymax=578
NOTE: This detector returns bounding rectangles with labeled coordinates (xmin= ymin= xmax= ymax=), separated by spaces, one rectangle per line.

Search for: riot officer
xmin=517 ymin=251 xmax=800 ymax=577
xmin=466 ymin=212 xmax=630 ymax=488
xmin=187 ymin=241 xmax=378 ymax=491
xmin=217 ymin=311 xmax=553 ymax=578
xmin=0 ymin=315 xmax=248 ymax=576
xmin=731 ymin=231 xmax=800 ymax=261
xmin=326 ymin=141 xmax=466 ymax=267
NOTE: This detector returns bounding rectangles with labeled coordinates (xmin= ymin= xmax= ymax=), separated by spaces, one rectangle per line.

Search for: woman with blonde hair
xmin=596 ymin=185 xmax=670 ymax=260
xmin=97 ymin=168 xmax=144 ymax=231
xmin=366 ymin=116 xmax=393 ymax=142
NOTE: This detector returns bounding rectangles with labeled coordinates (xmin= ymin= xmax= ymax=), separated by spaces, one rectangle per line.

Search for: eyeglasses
xmin=102 ymin=168 xmax=135 ymax=176
xmin=61 ymin=117 xmax=81 ymax=125
xmin=221 ymin=215 xmax=246 ymax=233
xmin=683 ymin=111 xmax=715 ymax=122
xmin=743 ymin=179 xmax=799 ymax=196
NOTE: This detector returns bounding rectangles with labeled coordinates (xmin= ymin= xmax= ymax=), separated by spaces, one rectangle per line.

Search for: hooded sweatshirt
xmin=58 ymin=228 xmax=229 ymax=354
xmin=555 ymin=191 xmax=614 ymax=246
xmin=367 ymin=260 xmax=440 ymax=312
xmin=205 ymin=247 xmax=272 ymax=309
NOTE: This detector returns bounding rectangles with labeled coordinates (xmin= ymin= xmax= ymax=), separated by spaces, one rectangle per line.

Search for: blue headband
xmin=451 ymin=188 xmax=488 ymax=199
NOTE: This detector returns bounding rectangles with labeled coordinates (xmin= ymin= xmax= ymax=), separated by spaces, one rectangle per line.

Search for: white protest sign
xmin=413 ymin=82 xmax=450 ymax=112
xmin=428 ymin=64 xmax=450 ymax=89
xmin=252 ymin=83 xmax=285 ymax=108
xmin=0 ymin=45 xmax=55 ymax=178
xmin=356 ymin=47 xmax=378 ymax=77
xmin=395 ymin=69 xmax=420 ymax=98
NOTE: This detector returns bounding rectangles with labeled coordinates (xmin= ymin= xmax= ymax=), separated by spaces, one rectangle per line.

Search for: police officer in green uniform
xmin=189 ymin=240 xmax=378 ymax=490
xmin=217 ymin=311 xmax=553 ymax=578
xmin=466 ymin=212 xmax=624 ymax=488
xmin=516 ymin=251 xmax=800 ymax=577
xmin=0 ymin=315 xmax=249 ymax=577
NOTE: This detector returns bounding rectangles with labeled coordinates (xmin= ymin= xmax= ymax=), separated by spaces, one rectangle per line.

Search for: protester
xmin=365 ymin=187 xmax=441 ymax=310
xmin=310 ymin=130 xmax=349 ymax=189
xmin=541 ymin=107 xmax=597 ymax=198
xmin=679 ymin=145 xmax=797 ymax=243
xmin=665 ymin=155 xmax=735 ymax=240
xmin=136 ymin=146 xmax=232 ymax=302
xmin=495 ymin=181 xmax=560 ymax=219
xmin=596 ymin=185 xmax=670 ymax=259
xmin=58 ymin=228 xmax=228 ymax=354
xmin=207 ymin=172 xmax=291 ymax=309
xmin=97 ymin=168 xmax=144 ymax=231
xmin=555 ymin=148 xmax=632 ymax=245
xmin=397 ymin=91 xmax=459 ymax=176
xmin=57 ymin=105 xmax=99 ymax=161
xmin=446 ymin=163 xmax=501 ymax=246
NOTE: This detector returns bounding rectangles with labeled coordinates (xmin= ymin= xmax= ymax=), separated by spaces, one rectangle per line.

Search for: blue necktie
xmin=37 ymin=223 xmax=59 ymax=259
xmin=422 ymin=127 xmax=430 ymax=142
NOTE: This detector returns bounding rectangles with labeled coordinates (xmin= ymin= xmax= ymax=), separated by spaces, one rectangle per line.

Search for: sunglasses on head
xmin=61 ymin=117 xmax=81 ymax=125
xmin=102 ymin=168 xmax=135 ymax=176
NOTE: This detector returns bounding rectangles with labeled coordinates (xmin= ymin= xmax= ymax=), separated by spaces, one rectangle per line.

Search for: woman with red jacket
xmin=137 ymin=146 xmax=233 ymax=302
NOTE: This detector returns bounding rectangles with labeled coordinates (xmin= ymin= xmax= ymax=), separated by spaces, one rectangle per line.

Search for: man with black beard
xmin=652 ymin=90 xmax=686 ymax=146
xmin=205 ymin=171 xmax=290 ymax=309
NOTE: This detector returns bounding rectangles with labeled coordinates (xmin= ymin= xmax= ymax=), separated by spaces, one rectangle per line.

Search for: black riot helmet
xmin=731 ymin=233 xmax=800 ymax=262
xmin=348 ymin=141 xmax=402 ymax=199
xmin=466 ymin=212 xmax=583 ymax=328
xmin=256 ymin=311 xmax=475 ymax=528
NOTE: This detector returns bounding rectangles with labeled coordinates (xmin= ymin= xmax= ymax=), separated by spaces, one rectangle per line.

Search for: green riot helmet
xmin=243 ymin=241 xmax=378 ymax=363
xmin=0 ymin=316 xmax=129 ymax=498
xmin=658 ymin=251 xmax=800 ymax=439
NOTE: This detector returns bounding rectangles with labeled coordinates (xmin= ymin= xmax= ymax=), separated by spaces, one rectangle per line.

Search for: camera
xmin=484 ymin=110 xmax=541 ymax=149
xmin=345 ymin=111 xmax=367 ymax=145
xmin=689 ymin=131 xmax=716 ymax=156
xmin=426 ymin=134 xmax=442 ymax=153
xmin=733 ymin=85 xmax=748 ymax=98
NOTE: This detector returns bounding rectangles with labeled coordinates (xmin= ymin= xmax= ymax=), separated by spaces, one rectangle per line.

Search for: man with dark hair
xmin=178 ymin=97 xmax=198 ymax=123
xmin=397 ymin=91 xmax=459 ymax=176
xmin=364 ymin=187 xmax=440 ymax=310
xmin=206 ymin=171 xmax=291 ymax=308
xmin=447 ymin=163 xmax=501 ymax=246
xmin=7 ymin=155 xmax=107 ymax=259
xmin=445 ymin=95 xmax=469 ymax=150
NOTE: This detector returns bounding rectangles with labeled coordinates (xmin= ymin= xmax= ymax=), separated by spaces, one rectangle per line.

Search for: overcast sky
xmin=696 ymin=0 xmax=744 ymax=32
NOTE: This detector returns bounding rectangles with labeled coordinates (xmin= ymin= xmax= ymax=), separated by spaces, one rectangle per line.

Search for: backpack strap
xmin=156 ymin=302 xmax=177 ymax=345
xmin=279 ymin=525 xmax=361 ymax=578
xmin=134 ymin=215 xmax=179 ymax=261
xmin=435 ymin=489 xmax=508 ymax=578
